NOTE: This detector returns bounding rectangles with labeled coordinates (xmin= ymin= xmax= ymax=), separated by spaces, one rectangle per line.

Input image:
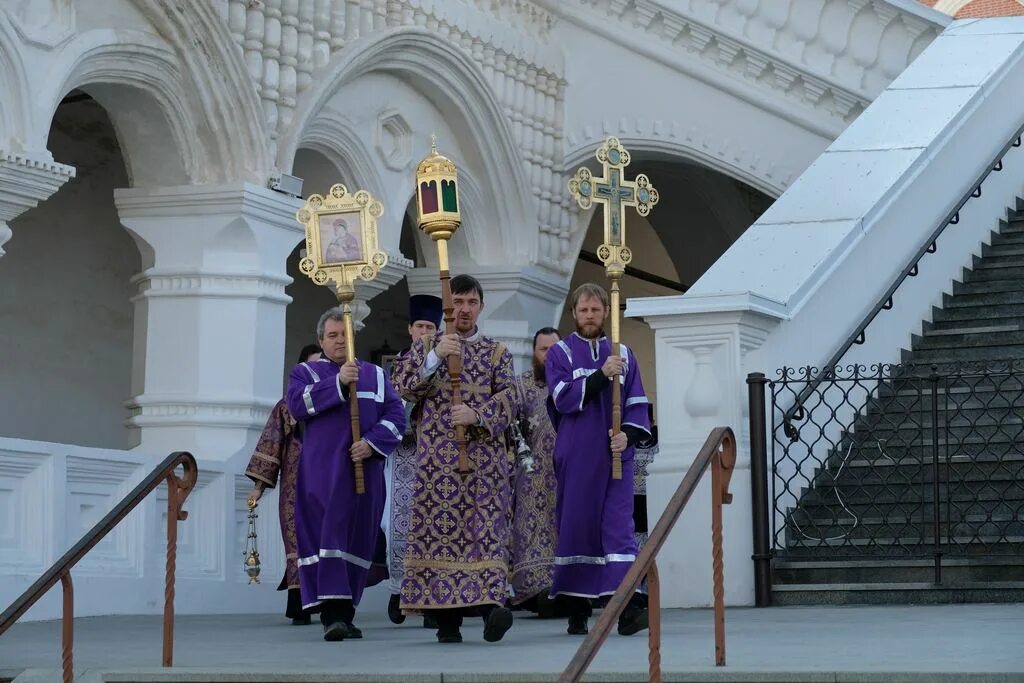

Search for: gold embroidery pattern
xmin=394 ymin=336 xmax=517 ymax=609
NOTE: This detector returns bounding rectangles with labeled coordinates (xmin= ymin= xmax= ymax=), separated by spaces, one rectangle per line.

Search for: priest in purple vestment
xmin=509 ymin=327 xmax=560 ymax=613
xmin=286 ymin=307 xmax=406 ymax=642
xmin=393 ymin=275 xmax=519 ymax=645
xmin=545 ymin=283 xmax=652 ymax=637
xmin=246 ymin=343 xmax=321 ymax=625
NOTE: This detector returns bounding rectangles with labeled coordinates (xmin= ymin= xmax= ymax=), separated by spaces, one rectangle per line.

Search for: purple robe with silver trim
xmin=286 ymin=358 xmax=406 ymax=610
xmin=545 ymin=333 xmax=651 ymax=599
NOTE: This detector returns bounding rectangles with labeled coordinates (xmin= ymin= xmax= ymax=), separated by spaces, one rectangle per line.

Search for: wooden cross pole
xmin=296 ymin=184 xmax=389 ymax=494
xmin=568 ymin=137 xmax=659 ymax=479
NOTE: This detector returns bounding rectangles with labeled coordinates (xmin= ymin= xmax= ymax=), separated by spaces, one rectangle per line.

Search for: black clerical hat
xmin=409 ymin=295 xmax=442 ymax=327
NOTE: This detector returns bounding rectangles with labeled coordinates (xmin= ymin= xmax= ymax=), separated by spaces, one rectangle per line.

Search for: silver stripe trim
xmin=381 ymin=419 xmax=401 ymax=439
xmin=554 ymin=553 xmax=636 ymax=566
xmin=552 ymin=380 xmax=567 ymax=399
xmin=572 ymin=368 xmax=596 ymax=380
xmin=320 ymin=548 xmax=373 ymax=569
xmin=336 ymin=374 xmax=346 ymax=402
xmin=297 ymin=549 xmax=373 ymax=569
xmin=301 ymin=362 xmax=320 ymax=382
xmin=302 ymin=385 xmax=315 ymax=416
xmin=366 ymin=438 xmax=388 ymax=457
xmin=555 ymin=340 xmax=572 ymax=363
xmin=625 ymin=396 xmax=649 ymax=407
xmin=375 ymin=365 xmax=385 ymax=401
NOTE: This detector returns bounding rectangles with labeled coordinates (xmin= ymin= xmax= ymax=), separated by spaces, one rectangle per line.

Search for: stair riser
xmin=770 ymin=587 xmax=1024 ymax=606
xmin=773 ymin=564 xmax=1024 ymax=584
xmin=783 ymin=521 xmax=1024 ymax=545
xmin=904 ymin=346 xmax=1024 ymax=363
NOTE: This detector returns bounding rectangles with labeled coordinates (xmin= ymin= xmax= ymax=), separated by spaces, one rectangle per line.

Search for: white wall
xmin=0 ymin=97 xmax=138 ymax=450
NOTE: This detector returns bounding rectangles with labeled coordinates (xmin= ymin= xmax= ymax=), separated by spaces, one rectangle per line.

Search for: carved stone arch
xmin=128 ymin=0 xmax=271 ymax=184
xmin=41 ymin=30 xmax=198 ymax=187
xmin=0 ymin=14 xmax=31 ymax=151
xmin=565 ymin=134 xmax=787 ymax=201
xmin=300 ymin=111 xmax=387 ymax=207
xmin=278 ymin=26 xmax=533 ymax=265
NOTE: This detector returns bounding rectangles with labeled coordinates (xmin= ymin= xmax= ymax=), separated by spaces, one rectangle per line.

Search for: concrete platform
xmin=1 ymin=604 xmax=1023 ymax=682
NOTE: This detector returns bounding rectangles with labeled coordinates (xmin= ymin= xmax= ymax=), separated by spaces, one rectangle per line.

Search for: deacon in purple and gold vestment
xmin=546 ymin=283 xmax=652 ymax=638
xmin=287 ymin=307 xmax=406 ymax=642
xmin=393 ymin=275 xmax=518 ymax=645
xmin=509 ymin=327 xmax=561 ymax=613
xmin=386 ymin=294 xmax=442 ymax=626
xmin=245 ymin=343 xmax=321 ymax=625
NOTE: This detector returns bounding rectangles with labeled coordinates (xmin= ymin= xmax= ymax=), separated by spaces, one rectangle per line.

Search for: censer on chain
xmin=243 ymin=496 xmax=261 ymax=584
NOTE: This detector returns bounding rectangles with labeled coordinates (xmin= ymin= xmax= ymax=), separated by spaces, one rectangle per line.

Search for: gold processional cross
xmin=568 ymin=137 xmax=658 ymax=479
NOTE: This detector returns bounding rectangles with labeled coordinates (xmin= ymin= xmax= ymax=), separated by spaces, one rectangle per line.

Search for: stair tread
xmin=923 ymin=324 xmax=1021 ymax=336
xmin=772 ymin=581 xmax=1024 ymax=591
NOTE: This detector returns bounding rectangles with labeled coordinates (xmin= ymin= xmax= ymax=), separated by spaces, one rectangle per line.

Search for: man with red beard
xmin=545 ymin=283 xmax=651 ymax=637
xmin=508 ymin=327 xmax=560 ymax=614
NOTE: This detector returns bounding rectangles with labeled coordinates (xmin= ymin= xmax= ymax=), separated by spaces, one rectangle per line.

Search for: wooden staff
xmin=437 ymin=240 xmax=471 ymax=475
xmin=338 ymin=293 xmax=365 ymax=494
xmin=608 ymin=272 xmax=624 ymax=481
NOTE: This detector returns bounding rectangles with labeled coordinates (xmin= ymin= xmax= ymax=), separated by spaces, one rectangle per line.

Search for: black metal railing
xmin=750 ymin=363 xmax=1024 ymax=588
xmin=784 ymin=123 xmax=1024 ymax=425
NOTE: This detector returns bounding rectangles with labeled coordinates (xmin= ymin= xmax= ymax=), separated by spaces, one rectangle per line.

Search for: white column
xmin=115 ymin=184 xmax=303 ymax=460
xmin=0 ymin=151 xmax=76 ymax=258
xmin=407 ymin=265 xmax=568 ymax=372
xmin=625 ymin=292 xmax=786 ymax=607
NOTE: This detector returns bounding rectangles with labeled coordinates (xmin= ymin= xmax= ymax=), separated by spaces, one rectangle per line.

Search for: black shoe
xmin=343 ymin=622 xmax=363 ymax=639
xmin=388 ymin=594 xmax=406 ymax=625
xmin=323 ymin=621 xmax=347 ymax=641
xmin=483 ymin=606 xmax=513 ymax=642
xmin=567 ymin=614 xmax=589 ymax=635
xmin=617 ymin=607 xmax=649 ymax=636
xmin=437 ymin=629 xmax=463 ymax=643
xmin=292 ymin=615 xmax=312 ymax=626
xmin=423 ymin=614 xmax=439 ymax=629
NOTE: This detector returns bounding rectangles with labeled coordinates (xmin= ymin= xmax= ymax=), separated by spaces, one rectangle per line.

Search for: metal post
xmin=746 ymin=372 xmax=772 ymax=607
xmin=60 ymin=572 xmax=73 ymax=683
xmin=929 ymin=366 xmax=943 ymax=585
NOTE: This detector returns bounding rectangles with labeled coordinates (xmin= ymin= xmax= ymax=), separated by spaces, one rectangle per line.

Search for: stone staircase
xmin=774 ymin=199 xmax=1024 ymax=605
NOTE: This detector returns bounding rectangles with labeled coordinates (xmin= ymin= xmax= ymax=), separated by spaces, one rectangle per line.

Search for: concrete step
xmin=783 ymin=515 xmax=1024 ymax=545
xmin=980 ymin=243 xmax=1024 ymax=259
xmin=903 ymin=345 xmax=1024 ymax=364
xmin=922 ymin=323 xmax=1021 ymax=337
xmin=773 ymin=557 xmax=1024 ymax=585
xmin=771 ymin=581 xmax=1024 ymax=605
xmin=945 ymin=286 xmax=1024 ymax=304
xmin=911 ymin=328 xmax=1024 ymax=349
xmin=932 ymin=303 xmax=1024 ymax=322
xmin=964 ymin=264 xmax=1024 ymax=282
xmin=795 ymin=483 xmax=1024 ymax=507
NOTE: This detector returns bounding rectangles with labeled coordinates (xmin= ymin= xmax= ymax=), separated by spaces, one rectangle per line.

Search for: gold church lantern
xmin=416 ymin=136 xmax=460 ymax=241
xmin=414 ymin=137 xmax=471 ymax=475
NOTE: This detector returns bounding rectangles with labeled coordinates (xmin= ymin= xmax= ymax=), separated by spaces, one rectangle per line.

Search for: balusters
xmin=345 ymin=0 xmax=360 ymax=42
xmin=296 ymin=0 xmax=315 ymax=91
xmin=374 ymin=0 xmax=388 ymax=30
xmin=244 ymin=2 xmax=265 ymax=93
xmin=261 ymin=0 xmax=283 ymax=136
xmin=330 ymin=0 xmax=347 ymax=50
xmin=227 ymin=0 xmax=247 ymax=48
xmin=359 ymin=0 xmax=374 ymax=37
xmin=279 ymin=0 xmax=299 ymax=128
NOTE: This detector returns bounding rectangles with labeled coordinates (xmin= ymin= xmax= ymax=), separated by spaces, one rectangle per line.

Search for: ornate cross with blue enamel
xmin=568 ymin=136 xmax=658 ymax=274
xmin=567 ymin=137 xmax=658 ymax=481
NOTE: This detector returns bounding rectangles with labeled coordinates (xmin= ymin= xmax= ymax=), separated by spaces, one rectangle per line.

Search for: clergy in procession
xmin=393 ymin=274 xmax=519 ymax=644
xmin=387 ymin=294 xmax=443 ymax=626
xmin=546 ymin=283 xmax=652 ymax=637
xmin=245 ymin=343 xmax=322 ymax=625
xmin=509 ymin=327 xmax=561 ymax=615
xmin=286 ymin=307 xmax=406 ymax=642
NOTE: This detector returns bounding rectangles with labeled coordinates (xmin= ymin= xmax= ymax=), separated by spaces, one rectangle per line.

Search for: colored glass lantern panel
xmin=420 ymin=181 xmax=438 ymax=214
xmin=441 ymin=180 xmax=458 ymax=212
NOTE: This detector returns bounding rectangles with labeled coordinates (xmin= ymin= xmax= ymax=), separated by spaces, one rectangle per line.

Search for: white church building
xmin=2 ymin=0 xmax=1024 ymax=620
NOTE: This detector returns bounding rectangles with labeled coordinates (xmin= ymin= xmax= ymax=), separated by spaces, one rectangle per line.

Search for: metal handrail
xmin=784 ymin=121 xmax=1024 ymax=424
xmin=559 ymin=427 xmax=737 ymax=683
xmin=0 ymin=451 xmax=198 ymax=683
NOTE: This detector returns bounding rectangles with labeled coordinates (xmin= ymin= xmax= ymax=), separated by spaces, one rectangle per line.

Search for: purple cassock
xmin=285 ymin=358 xmax=406 ymax=611
xmin=545 ymin=333 xmax=651 ymax=599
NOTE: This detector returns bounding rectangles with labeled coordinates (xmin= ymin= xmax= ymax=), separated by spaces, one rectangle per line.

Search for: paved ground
xmin=1 ymin=604 xmax=1023 ymax=682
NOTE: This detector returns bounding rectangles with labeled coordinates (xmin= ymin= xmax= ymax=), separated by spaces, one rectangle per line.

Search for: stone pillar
xmin=625 ymin=292 xmax=785 ymax=607
xmin=406 ymin=265 xmax=568 ymax=372
xmin=0 ymin=151 xmax=76 ymax=258
xmin=350 ymin=256 xmax=414 ymax=331
xmin=115 ymin=184 xmax=303 ymax=459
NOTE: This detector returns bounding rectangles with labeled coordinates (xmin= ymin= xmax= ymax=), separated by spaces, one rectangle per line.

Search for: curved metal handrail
xmin=560 ymin=427 xmax=737 ymax=682
xmin=0 ymin=451 xmax=198 ymax=682
xmin=784 ymin=120 xmax=1024 ymax=426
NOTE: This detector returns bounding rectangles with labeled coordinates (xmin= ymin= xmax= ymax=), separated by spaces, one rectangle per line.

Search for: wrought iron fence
xmin=765 ymin=362 xmax=1024 ymax=572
